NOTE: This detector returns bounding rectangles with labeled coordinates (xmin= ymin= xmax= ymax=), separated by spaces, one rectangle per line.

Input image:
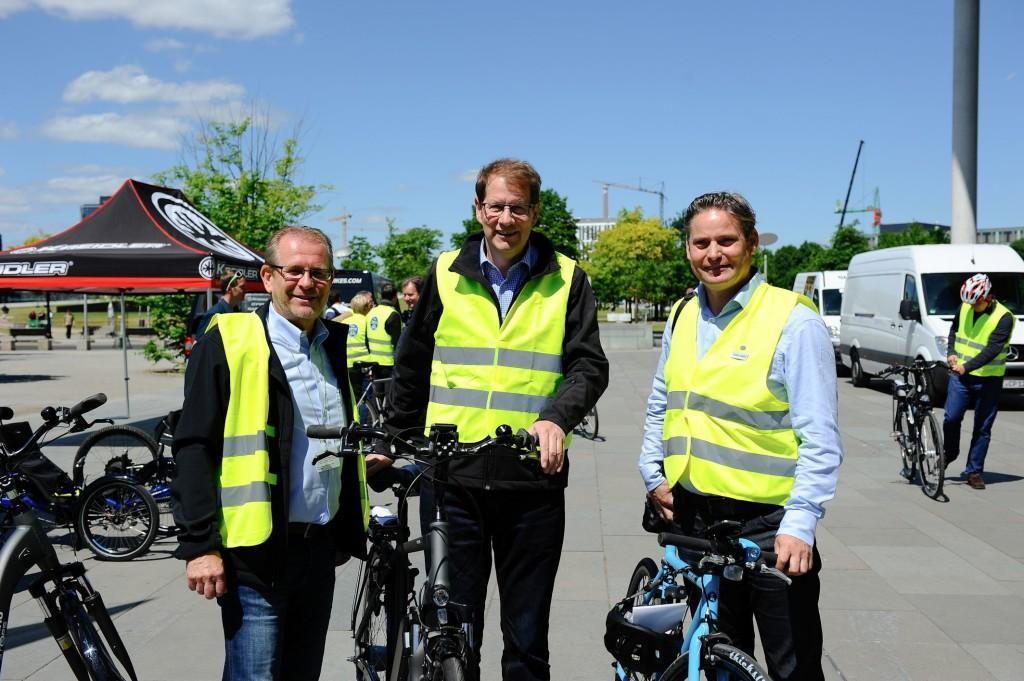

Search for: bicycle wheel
xmin=59 ymin=590 xmax=129 ymax=681
xmin=434 ymin=656 xmax=466 ymax=681
xmin=893 ymin=403 xmax=915 ymax=482
xmin=917 ymin=411 xmax=945 ymax=499
xmin=659 ymin=643 xmax=771 ymax=681
xmin=73 ymin=426 xmax=159 ymax=489
xmin=352 ymin=549 xmax=392 ymax=679
xmin=578 ymin=406 xmax=599 ymax=440
xmin=613 ymin=558 xmax=686 ymax=681
xmin=75 ymin=478 xmax=159 ymax=561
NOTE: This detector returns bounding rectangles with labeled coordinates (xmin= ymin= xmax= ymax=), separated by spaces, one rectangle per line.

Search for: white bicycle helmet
xmin=960 ymin=273 xmax=992 ymax=304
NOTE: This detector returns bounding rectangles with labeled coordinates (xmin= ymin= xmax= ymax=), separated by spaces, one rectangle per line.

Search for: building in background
xmin=576 ymin=218 xmax=616 ymax=252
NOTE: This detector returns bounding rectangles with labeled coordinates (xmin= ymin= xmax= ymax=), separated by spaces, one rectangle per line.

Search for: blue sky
xmin=0 ymin=1 xmax=1021 ymax=252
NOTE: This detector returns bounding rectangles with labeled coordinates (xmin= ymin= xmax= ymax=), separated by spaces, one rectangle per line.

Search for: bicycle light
xmin=432 ymin=586 xmax=451 ymax=607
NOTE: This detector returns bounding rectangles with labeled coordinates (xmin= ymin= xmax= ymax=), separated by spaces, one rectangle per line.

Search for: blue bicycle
xmin=605 ymin=521 xmax=789 ymax=680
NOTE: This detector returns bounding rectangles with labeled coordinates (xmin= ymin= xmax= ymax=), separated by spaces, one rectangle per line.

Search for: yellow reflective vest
xmin=954 ymin=301 xmax=1015 ymax=378
xmin=212 ymin=312 xmax=369 ymax=548
xmin=345 ymin=313 xmax=370 ymax=367
xmin=662 ymin=283 xmax=813 ymax=506
xmin=366 ymin=304 xmax=399 ymax=366
xmin=425 ymin=250 xmax=576 ymax=443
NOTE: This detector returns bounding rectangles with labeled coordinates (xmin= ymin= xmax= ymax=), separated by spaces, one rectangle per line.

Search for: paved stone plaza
xmin=2 ymin=346 xmax=1024 ymax=680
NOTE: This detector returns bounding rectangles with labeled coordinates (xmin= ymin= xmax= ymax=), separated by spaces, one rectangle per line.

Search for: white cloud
xmin=174 ymin=57 xmax=192 ymax=73
xmin=145 ymin=37 xmax=186 ymax=52
xmin=37 ymin=171 xmax=125 ymax=205
xmin=41 ymin=112 xmax=188 ymax=149
xmin=64 ymin=65 xmax=244 ymax=105
xmin=0 ymin=186 xmax=31 ymax=215
xmin=0 ymin=120 xmax=18 ymax=139
xmin=7 ymin=0 xmax=293 ymax=39
xmin=451 ymin=169 xmax=477 ymax=183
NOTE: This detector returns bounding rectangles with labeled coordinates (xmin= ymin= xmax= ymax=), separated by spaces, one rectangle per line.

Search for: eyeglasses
xmin=481 ymin=202 xmax=534 ymax=219
xmin=266 ymin=264 xmax=334 ymax=283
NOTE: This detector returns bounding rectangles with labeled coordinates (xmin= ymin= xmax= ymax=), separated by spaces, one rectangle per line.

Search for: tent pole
xmin=120 ymin=291 xmax=130 ymax=418
xmin=82 ymin=294 xmax=89 ymax=346
xmin=44 ymin=292 xmax=52 ymax=339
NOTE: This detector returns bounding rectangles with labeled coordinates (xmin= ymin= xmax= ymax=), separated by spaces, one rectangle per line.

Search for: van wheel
xmin=851 ymin=350 xmax=868 ymax=387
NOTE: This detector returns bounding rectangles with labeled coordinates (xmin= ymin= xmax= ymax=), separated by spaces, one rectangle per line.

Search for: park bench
xmin=4 ymin=327 xmax=52 ymax=351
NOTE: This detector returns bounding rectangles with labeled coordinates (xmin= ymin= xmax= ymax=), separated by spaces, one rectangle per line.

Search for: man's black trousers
xmin=673 ymin=487 xmax=824 ymax=681
xmin=421 ymin=484 xmax=565 ymax=681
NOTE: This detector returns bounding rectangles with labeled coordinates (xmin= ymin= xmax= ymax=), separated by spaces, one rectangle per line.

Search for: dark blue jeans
xmin=943 ymin=373 xmax=1003 ymax=476
xmin=218 ymin=534 xmax=337 ymax=681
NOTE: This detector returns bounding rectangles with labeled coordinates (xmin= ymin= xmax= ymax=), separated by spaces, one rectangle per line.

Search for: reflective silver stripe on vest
xmin=665 ymin=391 xmax=791 ymax=430
xmin=433 ymin=346 xmax=562 ymax=374
xmin=690 ymin=438 xmax=797 ymax=478
xmin=367 ymin=338 xmax=392 ymax=346
xmin=430 ymin=385 xmax=490 ymax=409
xmin=955 ymin=335 xmax=987 ymax=351
xmin=223 ymin=433 xmax=268 ymax=458
xmin=220 ymin=481 xmax=271 ymax=507
xmin=429 ymin=385 xmax=551 ymax=414
xmin=490 ymin=391 xmax=552 ymax=414
xmin=496 ymin=349 xmax=562 ymax=373
xmin=663 ymin=436 xmax=689 ymax=456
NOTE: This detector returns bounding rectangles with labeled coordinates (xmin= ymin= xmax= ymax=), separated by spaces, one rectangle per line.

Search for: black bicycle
xmin=353 ymin=361 xmax=391 ymax=427
xmin=306 ymin=422 xmax=539 ymax=681
xmin=0 ymin=398 xmax=141 ymax=680
xmin=879 ymin=360 xmax=946 ymax=499
xmin=0 ymin=395 xmax=160 ymax=561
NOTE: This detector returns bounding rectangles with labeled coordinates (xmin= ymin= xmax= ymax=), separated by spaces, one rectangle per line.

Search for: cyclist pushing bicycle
xmin=634 ymin=192 xmax=843 ymax=681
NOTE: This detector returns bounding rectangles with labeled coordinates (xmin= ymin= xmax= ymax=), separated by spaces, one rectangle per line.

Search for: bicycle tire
xmin=436 ymin=655 xmax=466 ymax=681
xmin=73 ymin=426 xmax=160 ymax=489
xmin=917 ymin=411 xmax=945 ymax=499
xmin=352 ymin=549 xmax=391 ymax=679
xmin=60 ymin=590 xmax=129 ymax=681
xmin=893 ymin=403 xmax=915 ymax=483
xmin=577 ymin=406 xmax=599 ymax=440
xmin=75 ymin=478 xmax=159 ymax=561
xmin=613 ymin=557 xmax=686 ymax=681
xmin=660 ymin=643 xmax=772 ymax=681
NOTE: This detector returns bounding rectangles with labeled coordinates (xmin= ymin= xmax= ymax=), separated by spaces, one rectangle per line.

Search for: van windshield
xmin=921 ymin=272 xmax=1024 ymax=315
xmin=822 ymin=289 xmax=842 ymax=316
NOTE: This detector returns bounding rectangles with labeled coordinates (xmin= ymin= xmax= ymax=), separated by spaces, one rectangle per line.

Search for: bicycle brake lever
xmin=759 ymin=563 xmax=793 ymax=585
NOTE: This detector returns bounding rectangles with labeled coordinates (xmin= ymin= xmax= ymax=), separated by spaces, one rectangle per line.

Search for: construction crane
xmin=834 ymin=187 xmax=882 ymax=229
xmin=594 ymin=180 xmax=666 ymax=224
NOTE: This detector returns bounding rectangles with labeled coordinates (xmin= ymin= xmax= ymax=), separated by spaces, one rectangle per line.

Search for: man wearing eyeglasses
xmin=172 ymin=226 xmax=369 ymax=681
xmin=194 ymin=269 xmax=247 ymax=344
xmin=388 ymin=158 xmax=608 ymax=680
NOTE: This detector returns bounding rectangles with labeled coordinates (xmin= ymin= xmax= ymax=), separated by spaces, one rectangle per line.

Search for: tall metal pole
xmin=839 ymin=140 xmax=864 ymax=230
xmin=952 ymin=0 xmax=979 ymax=245
xmin=82 ymin=294 xmax=89 ymax=347
xmin=602 ymin=185 xmax=609 ymax=220
xmin=120 ymin=291 xmax=130 ymax=417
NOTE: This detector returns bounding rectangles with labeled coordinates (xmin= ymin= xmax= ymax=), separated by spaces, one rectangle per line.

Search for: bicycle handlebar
xmin=657 ymin=531 xmax=788 ymax=584
xmin=877 ymin=360 xmax=947 ymax=379
xmin=2 ymin=393 xmax=109 ymax=459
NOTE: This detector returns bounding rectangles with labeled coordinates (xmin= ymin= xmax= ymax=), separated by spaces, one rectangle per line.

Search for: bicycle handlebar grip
xmin=514 ymin=428 xmax=539 ymax=451
xmin=759 ymin=550 xmax=779 ymax=565
xmin=68 ymin=393 xmax=107 ymax=419
xmin=658 ymin=532 xmax=713 ymax=552
xmin=306 ymin=424 xmax=347 ymax=440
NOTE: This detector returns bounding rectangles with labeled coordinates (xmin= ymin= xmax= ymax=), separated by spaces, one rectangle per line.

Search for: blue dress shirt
xmin=479 ymin=240 xmax=536 ymax=321
xmin=637 ymin=273 xmax=843 ymax=545
xmin=266 ymin=305 xmax=347 ymax=524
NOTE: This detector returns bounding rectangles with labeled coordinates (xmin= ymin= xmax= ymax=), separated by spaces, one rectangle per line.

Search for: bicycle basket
xmin=604 ymin=597 xmax=682 ymax=675
xmin=0 ymin=422 xmax=76 ymax=502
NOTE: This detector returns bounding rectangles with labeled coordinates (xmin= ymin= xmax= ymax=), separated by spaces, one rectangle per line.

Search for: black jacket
xmin=947 ymin=302 xmax=1015 ymax=373
xmin=171 ymin=303 xmax=366 ymax=589
xmin=386 ymin=232 xmax=609 ymax=489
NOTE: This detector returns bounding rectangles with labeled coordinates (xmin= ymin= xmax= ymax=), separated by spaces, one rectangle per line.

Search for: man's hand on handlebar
xmin=529 ymin=420 xmax=565 ymax=474
xmin=649 ymin=482 xmax=674 ymax=522
xmin=365 ymin=453 xmax=394 ymax=477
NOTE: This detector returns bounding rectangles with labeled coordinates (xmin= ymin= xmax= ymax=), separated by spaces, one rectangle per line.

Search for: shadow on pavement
xmin=0 ymin=374 xmax=64 ymax=384
xmin=5 ymin=600 xmax=148 ymax=650
xmin=944 ymin=470 xmax=1023 ymax=486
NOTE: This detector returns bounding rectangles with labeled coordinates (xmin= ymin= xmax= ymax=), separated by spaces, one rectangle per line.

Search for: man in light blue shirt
xmin=638 ymin=192 xmax=842 ymax=681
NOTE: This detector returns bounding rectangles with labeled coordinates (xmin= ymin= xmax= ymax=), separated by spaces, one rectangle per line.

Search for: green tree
xmin=340 ymin=235 xmax=380 ymax=272
xmin=766 ymin=241 xmax=825 ymax=288
xmin=877 ymin=221 xmax=949 ymax=248
xmin=586 ymin=208 xmax=688 ymax=313
xmin=813 ymin=222 xmax=870 ymax=270
xmin=147 ymin=110 xmax=328 ymax=362
xmin=1011 ymin=238 xmax=1024 ymax=261
xmin=378 ymin=221 xmax=443 ymax=283
xmin=450 ymin=188 xmax=580 ymax=259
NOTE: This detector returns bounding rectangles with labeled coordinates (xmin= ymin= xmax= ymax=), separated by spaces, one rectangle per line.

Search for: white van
xmin=792 ymin=270 xmax=846 ymax=359
xmin=839 ymin=244 xmax=1024 ymax=394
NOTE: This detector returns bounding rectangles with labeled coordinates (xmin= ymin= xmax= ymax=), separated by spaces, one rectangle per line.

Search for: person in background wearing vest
xmin=400 ymin=275 xmax=423 ymax=324
xmin=366 ymin=282 xmax=402 ymax=370
xmin=943 ymin=273 xmax=1015 ymax=490
xmin=346 ymin=291 xmax=374 ymax=422
xmin=171 ymin=226 xmax=369 ymax=681
xmin=194 ymin=269 xmax=247 ymax=344
xmin=387 ymin=158 xmax=608 ymax=681
xmin=638 ymin=192 xmax=842 ymax=681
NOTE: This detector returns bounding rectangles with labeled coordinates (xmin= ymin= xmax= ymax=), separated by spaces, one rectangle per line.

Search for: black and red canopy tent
xmin=0 ymin=179 xmax=263 ymax=293
xmin=0 ymin=179 xmax=264 ymax=416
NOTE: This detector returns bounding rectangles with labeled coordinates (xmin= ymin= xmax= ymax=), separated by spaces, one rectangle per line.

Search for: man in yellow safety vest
xmin=943 ymin=273 xmax=1015 ymax=490
xmin=637 ymin=192 xmax=843 ymax=681
xmin=387 ymin=158 xmax=608 ymax=681
xmin=172 ymin=226 xmax=369 ymax=681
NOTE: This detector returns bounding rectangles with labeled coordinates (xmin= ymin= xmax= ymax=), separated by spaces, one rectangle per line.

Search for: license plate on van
xmin=1004 ymin=379 xmax=1024 ymax=390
